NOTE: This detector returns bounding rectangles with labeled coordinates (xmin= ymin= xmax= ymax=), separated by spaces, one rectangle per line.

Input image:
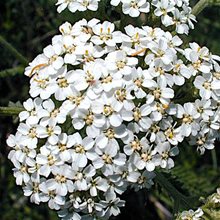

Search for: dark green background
xmin=0 ymin=1 xmax=220 ymax=219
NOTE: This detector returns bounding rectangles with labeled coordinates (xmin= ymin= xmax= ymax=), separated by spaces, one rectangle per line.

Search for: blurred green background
xmin=0 ymin=0 xmax=220 ymax=219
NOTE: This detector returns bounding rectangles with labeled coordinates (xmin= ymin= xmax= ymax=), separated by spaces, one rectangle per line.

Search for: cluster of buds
xmin=7 ymin=0 xmax=220 ymax=219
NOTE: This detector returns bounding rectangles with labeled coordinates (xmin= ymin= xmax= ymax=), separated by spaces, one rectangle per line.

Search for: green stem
xmin=0 ymin=66 xmax=24 ymax=78
xmin=192 ymin=0 xmax=220 ymax=16
xmin=192 ymin=0 xmax=209 ymax=15
xmin=211 ymin=149 xmax=218 ymax=170
xmin=0 ymin=107 xmax=24 ymax=116
xmin=0 ymin=35 xmax=28 ymax=66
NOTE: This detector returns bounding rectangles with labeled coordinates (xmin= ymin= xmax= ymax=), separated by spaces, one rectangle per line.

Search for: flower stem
xmin=192 ymin=0 xmax=220 ymax=16
xmin=0 ymin=66 xmax=24 ymax=78
xmin=211 ymin=149 xmax=218 ymax=170
xmin=0 ymin=35 xmax=28 ymax=66
xmin=0 ymin=106 xmax=24 ymax=116
xmin=192 ymin=0 xmax=209 ymax=15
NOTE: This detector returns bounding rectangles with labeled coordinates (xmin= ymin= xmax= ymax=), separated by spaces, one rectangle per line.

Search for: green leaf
xmin=0 ymin=106 xmax=24 ymax=116
xmin=155 ymin=171 xmax=198 ymax=213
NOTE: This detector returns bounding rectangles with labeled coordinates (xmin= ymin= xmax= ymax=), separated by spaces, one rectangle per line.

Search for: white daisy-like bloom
xmin=105 ymin=50 xmax=138 ymax=76
xmin=7 ymin=17 xmax=220 ymax=220
xmin=91 ymin=21 xmax=122 ymax=46
xmin=194 ymin=73 xmax=220 ymax=100
xmin=39 ymin=180 xmax=66 ymax=210
xmin=19 ymin=98 xmax=48 ymax=125
xmin=189 ymin=131 xmax=215 ymax=154
xmin=121 ymin=0 xmax=150 ymax=17
xmin=56 ymin=0 xmax=73 ymax=13
xmin=176 ymin=103 xmax=200 ymax=137
xmin=153 ymin=0 xmax=175 ymax=27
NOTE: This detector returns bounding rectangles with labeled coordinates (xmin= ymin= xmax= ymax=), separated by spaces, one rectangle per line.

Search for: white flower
xmin=72 ymin=165 xmax=96 ymax=191
xmin=185 ymin=43 xmax=212 ymax=74
xmin=13 ymin=161 xmax=30 ymax=185
xmin=23 ymin=180 xmax=42 ymax=204
xmin=71 ymin=133 xmax=96 ymax=168
xmin=95 ymin=125 xmax=128 ymax=150
xmin=91 ymin=94 xmax=124 ymax=127
xmin=87 ymin=176 xmax=109 ymax=197
xmin=42 ymin=44 xmax=64 ymax=74
xmin=17 ymin=123 xmax=38 ymax=148
xmin=132 ymin=170 xmax=155 ymax=191
xmin=47 ymin=165 xmax=74 ymax=196
xmin=41 ymin=99 xmax=67 ymax=125
xmin=19 ymin=98 xmax=47 ymax=125
xmin=37 ymin=120 xmax=61 ymax=145
xmin=79 ymin=198 xmax=105 ymax=215
xmin=145 ymin=38 xmax=176 ymax=65
xmin=153 ymin=0 xmax=175 ymax=27
xmin=39 ymin=180 xmax=66 ymax=210
xmin=92 ymin=144 xmax=126 ymax=176
xmin=91 ymin=21 xmax=122 ymax=46
xmin=194 ymin=73 xmax=220 ymax=100
xmin=105 ymin=50 xmax=138 ymax=76
xmin=146 ymin=78 xmax=174 ymax=105
xmin=178 ymin=208 xmax=204 ymax=220
xmin=160 ymin=120 xmax=183 ymax=145
xmin=156 ymin=142 xmax=179 ymax=169
xmin=122 ymin=105 xmax=152 ymax=132
xmin=101 ymin=192 xmax=125 ymax=218
xmin=130 ymin=138 xmax=159 ymax=171
xmin=77 ymin=0 xmax=100 ymax=11
xmin=126 ymin=67 xmax=148 ymax=99
xmin=29 ymin=74 xmax=56 ymax=100
xmin=189 ymin=132 xmax=215 ymax=154
xmin=75 ymin=43 xmax=104 ymax=63
xmin=122 ymin=25 xmax=146 ymax=54
xmin=36 ymin=145 xmax=63 ymax=177
xmin=50 ymin=133 xmax=75 ymax=162
xmin=7 ymin=132 xmax=36 ymax=165
xmin=71 ymin=108 xmax=104 ymax=138
xmin=54 ymin=67 xmax=78 ymax=101
xmin=121 ymin=0 xmax=150 ymax=17
xmin=194 ymin=99 xmax=213 ymax=121
xmin=56 ymin=0 xmax=73 ymax=13
xmin=110 ymin=0 xmax=121 ymax=6
xmin=176 ymin=103 xmax=200 ymax=137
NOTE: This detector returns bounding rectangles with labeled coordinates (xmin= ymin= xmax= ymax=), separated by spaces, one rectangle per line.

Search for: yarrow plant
xmin=6 ymin=0 xmax=220 ymax=219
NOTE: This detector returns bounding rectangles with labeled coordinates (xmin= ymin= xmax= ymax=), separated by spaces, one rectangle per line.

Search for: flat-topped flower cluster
xmin=56 ymin=0 xmax=196 ymax=34
xmin=7 ymin=0 xmax=220 ymax=219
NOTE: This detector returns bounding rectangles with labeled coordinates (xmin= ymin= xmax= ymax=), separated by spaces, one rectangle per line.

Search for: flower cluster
xmin=176 ymin=208 xmax=204 ymax=220
xmin=56 ymin=0 xmax=196 ymax=34
xmin=176 ymin=187 xmax=220 ymax=220
xmin=7 ymin=17 xmax=220 ymax=219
